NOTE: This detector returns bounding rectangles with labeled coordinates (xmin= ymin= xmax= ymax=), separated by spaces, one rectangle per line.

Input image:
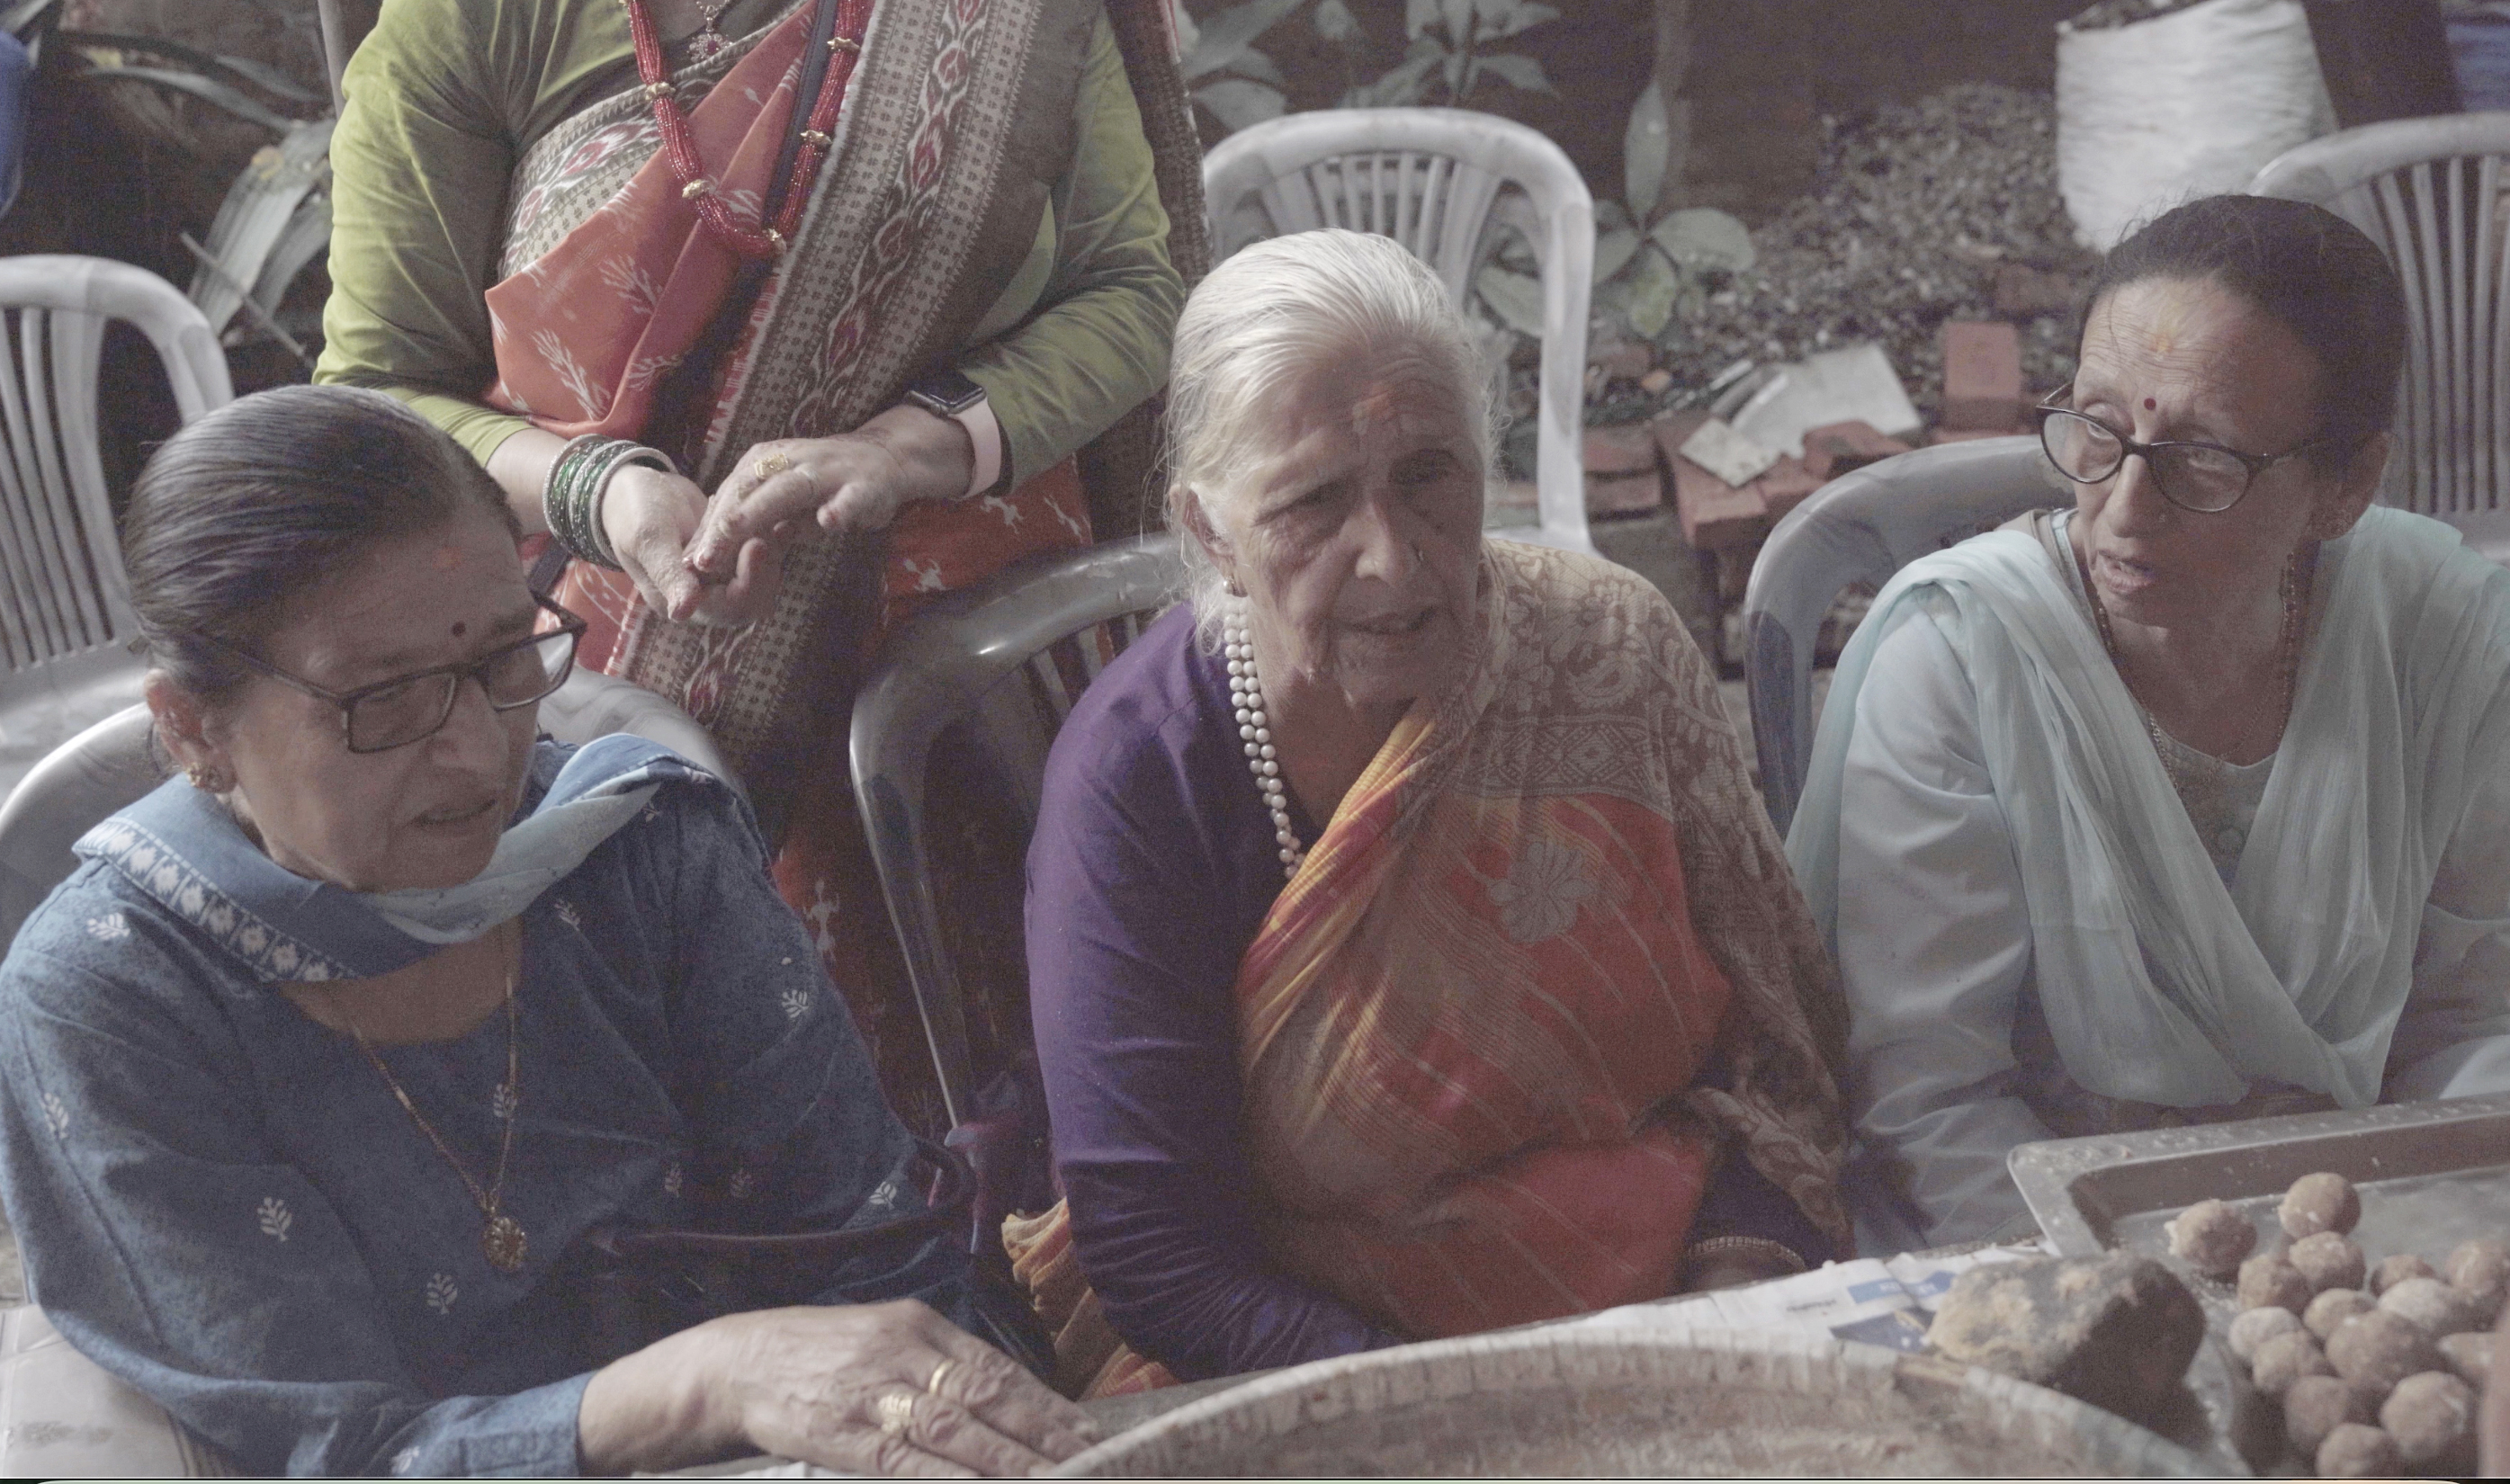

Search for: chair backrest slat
xmin=1201 ymin=110 xmax=1596 ymax=558
xmin=0 ymin=255 xmax=234 ymax=684
xmin=0 ymin=313 xmax=81 ymax=661
xmin=0 ymin=314 xmax=54 ymax=671
xmin=849 ymin=535 xmax=1187 ymax=1127
xmin=27 ymin=309 xmax=114 ymax=648
xmin=2253 ymin=115 xmax=2510 ymax=527
xmin=49 ymin=304 xmax=134 ymax=639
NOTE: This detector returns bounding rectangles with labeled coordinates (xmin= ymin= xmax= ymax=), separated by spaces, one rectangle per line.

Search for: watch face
xmin=908 ymin=371 xmax=984 ymax=417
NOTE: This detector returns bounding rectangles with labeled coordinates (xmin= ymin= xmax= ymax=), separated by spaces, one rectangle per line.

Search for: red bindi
xmin=2143 ymin=397 xmax=2157 ymax=411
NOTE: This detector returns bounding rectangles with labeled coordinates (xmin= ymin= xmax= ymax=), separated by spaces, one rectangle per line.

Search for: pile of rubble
xmin=1636 ymin=83 xmax=2097 ymax=425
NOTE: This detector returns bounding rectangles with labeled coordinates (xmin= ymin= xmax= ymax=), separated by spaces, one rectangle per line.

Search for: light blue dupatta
xmin=1788 ymin=505 xmax=2510 ymax=1109
xmin=71 ymin=735 xmax=700 ymax=983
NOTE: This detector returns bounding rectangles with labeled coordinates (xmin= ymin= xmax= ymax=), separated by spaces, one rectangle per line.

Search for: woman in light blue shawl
xmin=0 ymin=386 xmax=1092 ymax=1476
xmin=1791 ymin=197 xmax=2510 ymax=1251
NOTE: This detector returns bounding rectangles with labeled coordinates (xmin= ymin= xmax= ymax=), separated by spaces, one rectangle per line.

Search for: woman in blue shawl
xmin=0 ymin=385 xmax=1092 ymax=1476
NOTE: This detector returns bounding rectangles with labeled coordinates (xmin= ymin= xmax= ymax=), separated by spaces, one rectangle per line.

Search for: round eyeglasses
xmin=198 ymin=594 xmax=587 ymax=754
xmin=2034 ymin=387 xmax=2335 ymax=514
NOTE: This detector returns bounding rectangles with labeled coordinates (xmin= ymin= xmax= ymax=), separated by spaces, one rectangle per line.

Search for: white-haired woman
xmin=1004 ymin=229 xmax=1851 ymax=1397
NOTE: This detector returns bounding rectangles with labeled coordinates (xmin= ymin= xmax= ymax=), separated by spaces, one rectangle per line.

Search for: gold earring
xmin=185 ymin=765 xmax=226 ymax=792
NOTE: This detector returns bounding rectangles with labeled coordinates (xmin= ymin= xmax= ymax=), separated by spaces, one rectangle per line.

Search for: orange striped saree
xmin=1008 ymin=541 xmax=1849 ymax=1396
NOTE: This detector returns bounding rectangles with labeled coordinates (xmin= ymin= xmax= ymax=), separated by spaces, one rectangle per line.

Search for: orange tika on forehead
xmin=1349 ymin=385 xmax=1399 ymax=432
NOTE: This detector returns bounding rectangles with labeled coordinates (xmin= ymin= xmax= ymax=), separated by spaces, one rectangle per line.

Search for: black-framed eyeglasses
xmin=198 ymin=593 xmax=587 ymax=754
xmin=2033 ymin=384 xmax=2336 ymax=514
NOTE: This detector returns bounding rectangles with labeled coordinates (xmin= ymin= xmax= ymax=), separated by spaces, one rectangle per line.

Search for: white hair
xmin=1162 ymin=228 xmax=1497 ymax=648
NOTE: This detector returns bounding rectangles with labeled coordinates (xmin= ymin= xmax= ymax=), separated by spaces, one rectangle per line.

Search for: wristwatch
xmin=901 ymin=370 xmax=1002 ymax=499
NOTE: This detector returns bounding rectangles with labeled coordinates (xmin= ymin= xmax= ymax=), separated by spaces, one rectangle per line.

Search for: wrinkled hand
xmin=600 ymin=463 xmax=779 ymax=627
xmin=685 ymin=406 xmax=975 ymax=586
xmin=579 ymin=1298 xmax=1098 ymax=1478
xmin=728 ymin=1301 xmax=1095 ymax=1477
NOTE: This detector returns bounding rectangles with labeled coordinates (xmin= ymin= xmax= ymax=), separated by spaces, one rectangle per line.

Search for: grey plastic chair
xmin=0 ymin=255 xmax=233 ymax=804
xmin=1742 ymin=436 xmax=2057 ymax=834
xmin=0 ymin=666 xmax=738 ymax=947
xmin=850 ymin=533 xmax=1185 ymax=1127
xmin=2250 ymin=112 xmax=2510 ymax=560
xmin=1201 ymin=108 xmax=1595 ymax=557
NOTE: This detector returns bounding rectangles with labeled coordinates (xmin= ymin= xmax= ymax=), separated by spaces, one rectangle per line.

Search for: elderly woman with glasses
xmin=0 ymin=386 xmax=1096 ymax=1476
xmin=1788 ymin=195 xmax=2510 ymax=1251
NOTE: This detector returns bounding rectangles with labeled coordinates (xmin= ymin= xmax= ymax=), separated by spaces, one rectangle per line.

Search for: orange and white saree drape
xmin=1009 ymin=541 xmax=1850 ymax=1396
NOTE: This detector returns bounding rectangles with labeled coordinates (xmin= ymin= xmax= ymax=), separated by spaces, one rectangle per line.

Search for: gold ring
xmin=875 ymin=1390 xmax=916 ymax=1437
xmin=754 ymin=451 xmax=793 ymax=479
xmin=925 ymin=1358 xmax=955 ymax=1394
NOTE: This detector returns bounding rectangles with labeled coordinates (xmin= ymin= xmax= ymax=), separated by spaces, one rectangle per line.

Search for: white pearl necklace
xmin=1223 ymin=619 xmax=1303 ymax=881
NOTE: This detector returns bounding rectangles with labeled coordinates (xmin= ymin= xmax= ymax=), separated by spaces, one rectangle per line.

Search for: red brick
xmin=1941 ymin=320 xmax=2025 ymax=432
xmin=1657 ymin=411 xmax=1770 ymax=550
xmin=1490 ymin=478 xmax=1539 ymax=525
xmin=1588 ymin=341 xmax=1655 ymax=382
xmin=1800 ymin=420 xmax=1914 ymax=481
xmin=1585 ymin=469 xmax=1663 ymax=517
xmin=1751 ymin=454 xmax=1823 ymax=521
xmin=1582 ymin=421 xmax=1660 ymax=476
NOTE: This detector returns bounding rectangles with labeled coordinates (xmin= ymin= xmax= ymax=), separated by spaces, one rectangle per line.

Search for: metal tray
xmin=2009 ymin=1092 xmax=2510 ymax=1471
xmin=2012 ymin=1093 xmax=2510 ymax=1265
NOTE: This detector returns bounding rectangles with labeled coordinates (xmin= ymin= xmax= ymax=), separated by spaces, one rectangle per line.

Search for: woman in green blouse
xmin=315 ymin=0 xmax=1190 ymax=1131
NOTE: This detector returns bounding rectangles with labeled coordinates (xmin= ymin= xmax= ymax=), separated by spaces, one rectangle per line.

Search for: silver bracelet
xmin=1683 ymin=1234 xmax=1808 ymax=1277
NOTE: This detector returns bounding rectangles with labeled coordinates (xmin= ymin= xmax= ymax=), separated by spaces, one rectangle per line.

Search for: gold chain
xmin=334 ymin=926 xmax=528 ymax=1272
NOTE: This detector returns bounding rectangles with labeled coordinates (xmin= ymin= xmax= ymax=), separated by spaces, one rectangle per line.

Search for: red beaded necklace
xmin=621 ymin=0 xmax=874 ymax=261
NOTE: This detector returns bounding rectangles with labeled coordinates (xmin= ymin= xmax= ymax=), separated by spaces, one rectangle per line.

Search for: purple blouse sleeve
xmin=1025 ymin=614 xmax=1399 ymax=1381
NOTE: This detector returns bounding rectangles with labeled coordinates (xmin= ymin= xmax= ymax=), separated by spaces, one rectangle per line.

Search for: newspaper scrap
xmin=1573 ymin=1240 xmax=2047 ymax=1354
xmin=1677 ymin=416 xmax=1783 ymax=487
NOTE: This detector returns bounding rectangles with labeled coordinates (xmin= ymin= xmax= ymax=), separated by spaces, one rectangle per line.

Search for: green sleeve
xmin=312 ymin=0 xmax=641 ymax=469
xmin=956 ymin=11 xmax=1185 ymax=489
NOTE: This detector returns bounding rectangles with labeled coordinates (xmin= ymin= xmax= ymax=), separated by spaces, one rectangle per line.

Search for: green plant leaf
xmin=1480 ymin=0 xmax=1560 ymax=40
xmin=213 ymin=53 xmax=322 ymax=104
xmin=60 ymin=28 xmax=320 ymax=106
xmin=1595 ymin=199 xmax=1633 ymax=232
xmin=1649 ymin=206 xmax=1754 ymax=277
xmin=1346 ymin=38 xmax=1442 ymax=107
xmin=79 ymin=64 xmax=294 ymax=131
xmin=1475 ymin=264 xmax=1546 ymax=337
xmin=1405 ymin=0 xmax=1439 ymax=40
xmin=1624 ymin=77 xmax=1669 ymax=222
xmin=1472 ymin=51 xmax=1551 ymax=94
xmin=1228 ymin=49 xmax=1287 ymax=85
xmin=1313 ymin=0 xmax=1358 ymax=40
xmin=1594 ymin=225 xmax=1639 ymax=284
xmin=1181 ymin=0 xmax=1307 ymax=81
xmin=1439 ymin=0 xmax=1475 ymax=44
xmin=1193 ymin=77 xmax=1287 ymax=132
xmin=1625 ymin=246 xmax=1681 ymax=340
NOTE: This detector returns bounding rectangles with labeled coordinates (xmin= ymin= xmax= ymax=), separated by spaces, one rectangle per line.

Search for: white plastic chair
xmin=1741 ymin=436 xmax=2057 ymax=833
xmin=1201 ymin=108 xmax=1595 ymax=556
xmin=2250 ymin=113 xmax=2510 ymax=562
xmin=0 ymin=256 xmax=232 ymax=803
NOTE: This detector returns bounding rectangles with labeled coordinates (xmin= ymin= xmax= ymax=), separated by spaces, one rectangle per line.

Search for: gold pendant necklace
xmin=336 ymin=929 xmax=529 ymax=1274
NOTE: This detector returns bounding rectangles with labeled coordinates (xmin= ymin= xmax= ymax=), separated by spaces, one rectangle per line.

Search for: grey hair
xmin=1161 ymin=228 xmax=1497 ymax=648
